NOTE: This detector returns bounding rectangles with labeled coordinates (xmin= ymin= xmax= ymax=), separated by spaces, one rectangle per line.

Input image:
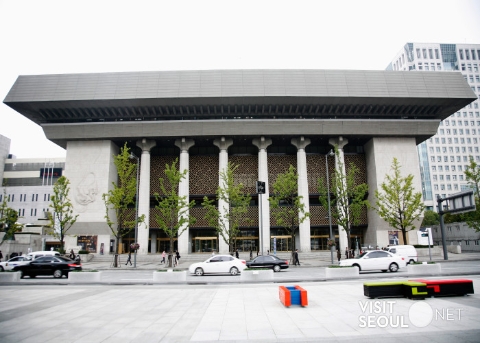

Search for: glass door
xmin=271 ymin=236 xmax=292 ymax=252
xmin=193 ymin=237 xmax=218 ymax=253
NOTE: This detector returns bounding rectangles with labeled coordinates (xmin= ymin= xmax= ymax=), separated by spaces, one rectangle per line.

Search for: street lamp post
xmin=325 ymin=149 xmax=335 ymax=264
xmin=130 ymin=153 xmax=140 ymax=268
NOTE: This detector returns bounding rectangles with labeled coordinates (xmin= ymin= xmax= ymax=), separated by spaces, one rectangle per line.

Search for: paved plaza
xmin=0 ymin=276 xmax=479 ymax=343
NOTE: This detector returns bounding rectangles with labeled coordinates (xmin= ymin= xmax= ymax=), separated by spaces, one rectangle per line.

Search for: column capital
xmin=252 ymin=136 xmax=272 ymax=151
xmin=136 ymin=138 xmax=156 ymax=152
xmin=213 ymin=137 xmax=233 ymax=151
xmin=329 ymin=136 xmax=349 ymax=150
xmin=291 ymin=136 xmax=311 ymax=151
xmin=175 ymin=138 xmax=195 ymax=152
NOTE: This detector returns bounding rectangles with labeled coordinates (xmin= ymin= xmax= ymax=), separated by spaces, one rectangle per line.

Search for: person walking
xmin=337 ymin=249 xmax=341 ymax=263
xmin=235 ymin=249 xmax=239 ymax=259
xmin=161 ymin=251 xmax=166 ymax=264
xmin=345 ymin=247 xmax=349 ymax=260
xmin=125 ymin=251 xmax=132 ymax=266
xmin=69 ymin=249 xmax=75 ymax=260
xmin=249 ymin=249 xmax=253 ymax=260
xmin=294 ymin=249 xmax=300 ymax=266
xmin=174 ymin=250 xmax=180 ymax=267
xmin=0 ymin=250 xmax=3 ymax=262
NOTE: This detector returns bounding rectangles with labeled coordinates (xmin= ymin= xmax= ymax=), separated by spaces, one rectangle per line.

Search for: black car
xmin=246 ymin=255 xmax=289 ymax=272
xmin=13 ymin=256 xmax=82 ymax=278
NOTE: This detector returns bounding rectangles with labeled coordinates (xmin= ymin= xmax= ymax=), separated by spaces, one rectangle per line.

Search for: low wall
xmin=325 ymin=267 xmax=359 ymax=279
xmin=417 ymin=246 xmax=443 ymax=257
xmin=407 ymin=263 xmax=441 ymax=275
xmin=241 ymin=270 xmax=274 ymax=282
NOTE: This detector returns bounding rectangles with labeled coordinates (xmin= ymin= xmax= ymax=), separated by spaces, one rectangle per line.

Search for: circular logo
xmin=409 ymin=302 xmax=433 ymax=327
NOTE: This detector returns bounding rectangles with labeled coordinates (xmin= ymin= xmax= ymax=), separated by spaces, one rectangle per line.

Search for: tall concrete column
xmin=329 ymin=136 xmax=349 ymax=252
xmin=136 ymin=138 xmax=156 ymax=255
xmin=175 ymin=138 xmax=195 ymax=255
xmin=291 ymin=136 xmax=311 ymax=252
xmin=213 ymin=137 xmax=233 ymax=254
xmin=252 ymin=136 xmax=272 ymax=254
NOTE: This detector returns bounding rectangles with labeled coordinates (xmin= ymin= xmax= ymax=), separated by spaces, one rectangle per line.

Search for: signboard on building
xmin=40 ymin=168 xmax=62 ymax=178
xmin=77 ymin=235 xmax=97 ymax=253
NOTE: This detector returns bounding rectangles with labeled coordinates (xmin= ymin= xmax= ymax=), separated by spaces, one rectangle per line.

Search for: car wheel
xmin=30 ymin=274 xmax=36 ymax=278
xmin=352 ymin=264 xmax=361 ymax=272
xmin=389 ymin=263 xmax=399 ymax=272
xmin=195 ymin=268 xmax=204 ymax=276
xmin=273 ymin=265 xmax=281 ymax=272
xmin=19 ymin=271 xmax=25 ymax=279
xmin=230 ymin=267 xmax=239 ymax=276
xmin=53 ymin=269 xmax=63 ymax=278
xmin=409 ymin=259 xmax=415 ymax=265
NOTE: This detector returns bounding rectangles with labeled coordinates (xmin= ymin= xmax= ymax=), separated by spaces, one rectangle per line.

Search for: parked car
xmin=13 ymin=255 xmax=82 ymax=278
xmin=386 ymin=245 xmax=418 ymax=264
xmin=189 ymin=255 xmax=246 ymax=276
xmin=0 ymin=255 xmax=32 ymax=271
xmin=246 ymin=255 xmax=289 ymax=272
xmin=339 ymin=250 xmax=406 ymax=272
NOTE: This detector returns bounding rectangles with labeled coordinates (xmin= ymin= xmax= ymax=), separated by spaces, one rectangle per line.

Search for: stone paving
xmin=0 ymin=277 xmax=479 ymax=342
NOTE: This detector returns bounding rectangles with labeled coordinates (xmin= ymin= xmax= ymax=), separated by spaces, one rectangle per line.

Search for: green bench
xmin=364 ymin=280 xmax=428 ymax=300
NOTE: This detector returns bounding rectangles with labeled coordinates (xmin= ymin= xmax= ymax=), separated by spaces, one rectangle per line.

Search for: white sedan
xmin=339 ymin=250 xmax=406 ymax=272
xmin=189 ymin=255 xmax=246 ymax=276
xmin=0 ymin=256 xmax=32 ymax=271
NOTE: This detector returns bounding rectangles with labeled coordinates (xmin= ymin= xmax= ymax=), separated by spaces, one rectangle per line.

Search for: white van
xmin=387 ymin=245 xmax=417 ymax=264
xmin=27 ymin=251 xmax=61 ymax=260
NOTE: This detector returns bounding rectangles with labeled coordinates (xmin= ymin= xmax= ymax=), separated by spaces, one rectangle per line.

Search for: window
xmin=439 ymin=175 xmax=444 ymax=181
xmin=438 ymin=166 xmax=443 ymax=172
xmin=453 ymin=175 xmax=457 ymax=180
xmin=459 ymin=49 xmax=464 ymax=59
xmin=429 ymin=49 xmax=433 ymax=59
xmin=466 ymin=49 xmax=470 ymax=60
xmin=435 ymin=49 xmax=439 ymax=59
xmin=432 ymin=166 xmax=436 ymax=171
xmin=473 ymin=50 xmax=477 ymax=60
xmin=445 ymin=166 xmax=450 ymax=171
xmin=416 ymin=48 xmax=421 ymax=58
xmin=423 ymin=49 xmax=427 ymax=58
xmin=452 ymin=165 xmax=456 ymax=171
xmin=433 ymin=175 xmax=437 ymax=181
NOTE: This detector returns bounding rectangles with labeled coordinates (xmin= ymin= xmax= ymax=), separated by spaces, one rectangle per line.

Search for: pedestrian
xmin=235 ymin=249 xmax=239 ymax=259
xmin=351 ymin=249 xmax=355 ymax=258
xmin=337 ymin=249 xmax=341 ymax=263
xmin=345 ymin=247 xmax=348 ymax=259
xmin=211 ymin=250 xmax=215 ymax=257
xmin=267 ymin=250 xmax=270 ymax=255
xmin=257 ymin=250 xmax=259 ymax=256
xmin=249 ymin=249 xmax=253 ymax=260
xmin=125 ymin=251 xmax=132 ymax=265
xmin=69 ymin=249 xmax=75 ymax=260
xmin=161 ymin=250 xmax=166 ymax=264
xmin=175 ymin=250 xmax=180 ymax=266
xmin=294 ymin=249 xmax=300 ymax=266
xmin=0 ymin=250 xmax=3 ymax=262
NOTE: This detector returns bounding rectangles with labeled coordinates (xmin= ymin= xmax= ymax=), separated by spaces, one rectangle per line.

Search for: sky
xmin=0 ymin=0 xmax=479 ymax=159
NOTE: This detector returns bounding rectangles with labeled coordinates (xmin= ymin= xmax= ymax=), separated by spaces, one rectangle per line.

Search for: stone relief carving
xmin=75 ymin=172 xmax=98 ymax=212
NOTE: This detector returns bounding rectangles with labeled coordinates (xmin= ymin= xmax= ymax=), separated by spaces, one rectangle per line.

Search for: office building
xmin=387 ymin=43 xmax=480 ymax=210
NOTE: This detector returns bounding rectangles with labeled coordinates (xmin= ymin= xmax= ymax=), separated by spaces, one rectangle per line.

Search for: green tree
xmin=269 ymin=165 xmax=309 ymax=261
xmin=317 ymin=148 xmax=368 ymax=251
xmin=421 ymin=210 xmax=439 ymax=226
xmin=102 ymin=143 xmax=145 ymax=267
xmin=0 ymin=190 xmax=23 ymax=245
xmin=370 ymin=158 xmax=424 ymax=244
xmin=462 ymin=157 xmax=480 ymax=231
xmin=154 ymin=159 xmax=196 ymax=267
xmin=202 ymin=162 xmax=251 ymax=254
xmin=47 ymin=176 xmax=78 ymax=253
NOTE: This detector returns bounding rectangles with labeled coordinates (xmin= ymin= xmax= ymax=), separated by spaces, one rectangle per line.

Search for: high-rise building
xmin=387 ymin=43 xmax=480 ymax=210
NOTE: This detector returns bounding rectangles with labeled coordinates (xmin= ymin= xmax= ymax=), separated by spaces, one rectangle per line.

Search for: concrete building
xmin=3 ymin=69 xmax=476 ymax=255
xmin=430 ymin=222 xmax=480 ymax=252
xmin=387 ymin=43 xmax=480 ymax=210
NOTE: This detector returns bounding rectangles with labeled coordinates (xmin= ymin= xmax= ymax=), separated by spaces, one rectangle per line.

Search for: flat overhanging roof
xmin=3 ymin=69 xmax=476 ymax=125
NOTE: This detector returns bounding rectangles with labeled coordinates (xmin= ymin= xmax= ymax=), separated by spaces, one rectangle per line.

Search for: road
xmin=11 ymin=260 xmax=480 ymax=284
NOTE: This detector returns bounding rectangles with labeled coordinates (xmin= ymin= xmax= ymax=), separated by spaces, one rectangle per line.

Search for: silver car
xmin=339 ymin=250 xmax=406 ymax=272
xmin=189 ymin=255 xmax=247 ymax=276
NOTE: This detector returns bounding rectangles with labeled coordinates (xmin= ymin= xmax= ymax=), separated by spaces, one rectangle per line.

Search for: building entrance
xmin=271 ymin=236 xmax=293 ymax=252
xmin=193 ymin=237 xmax=217 ymax=253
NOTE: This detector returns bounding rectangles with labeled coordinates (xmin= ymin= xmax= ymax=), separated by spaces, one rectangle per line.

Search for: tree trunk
xmin=169 ymin=237 xmax=174 ymax=268
xmin=401 ymin=228 xmax=407 ymax=245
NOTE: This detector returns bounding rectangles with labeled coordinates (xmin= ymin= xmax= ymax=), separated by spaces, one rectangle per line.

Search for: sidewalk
xmin=0 ymin=277 xmax=479 ymax=342
xmin=82 ymin=251 xmax=480 ymax=271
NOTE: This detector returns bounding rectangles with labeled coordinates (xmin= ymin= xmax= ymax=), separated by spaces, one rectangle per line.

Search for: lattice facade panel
xmin=190 ymin=155 xmax=219 ymax=195
xmin=150 ymin=155 xmax=177 ymax=195
xmin=229 ymin=155 xmax=258 ymax=195
xmin=267 ymin=155 xmax=297 ymax=190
